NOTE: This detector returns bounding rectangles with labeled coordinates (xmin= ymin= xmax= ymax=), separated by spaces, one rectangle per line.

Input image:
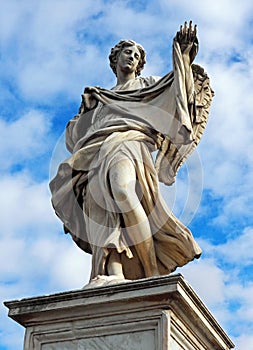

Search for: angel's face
xmin=116 ymin=45 xmax=140 ymax=76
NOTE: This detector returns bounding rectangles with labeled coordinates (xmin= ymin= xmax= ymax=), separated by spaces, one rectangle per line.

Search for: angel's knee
xmin=109 ymin=159 xmax=138 ymax=211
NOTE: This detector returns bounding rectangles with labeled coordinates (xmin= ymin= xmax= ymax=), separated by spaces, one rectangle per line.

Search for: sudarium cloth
xmin=50 ymin=41 xmax=213 ymax=280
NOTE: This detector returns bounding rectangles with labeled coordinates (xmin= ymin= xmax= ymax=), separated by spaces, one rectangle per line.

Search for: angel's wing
xmin=155 ymin=64 xmax=214 ymax=185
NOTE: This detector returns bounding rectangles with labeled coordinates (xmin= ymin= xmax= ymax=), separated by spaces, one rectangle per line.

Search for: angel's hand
xmin=175 ymin=21 xmax=198 ymax=63
xmin=81 ymin=86 xmax=100 ymax=110
xmin=84 ymin=86 xmax=100 ymax=94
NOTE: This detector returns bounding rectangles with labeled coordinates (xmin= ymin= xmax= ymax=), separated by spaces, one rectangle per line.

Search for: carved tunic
xmin=50 ymin=40 xmax=213 ymax=280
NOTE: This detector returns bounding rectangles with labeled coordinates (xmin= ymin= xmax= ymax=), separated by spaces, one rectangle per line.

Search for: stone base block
xmin=4 ymin=274 xmax=234 ymax=349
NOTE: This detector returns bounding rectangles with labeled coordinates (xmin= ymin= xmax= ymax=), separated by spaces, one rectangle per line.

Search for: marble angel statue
xmin=50 ymin=22 xmax=214 ymax=286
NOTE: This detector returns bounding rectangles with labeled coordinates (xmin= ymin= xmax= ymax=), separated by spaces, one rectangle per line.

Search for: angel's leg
xmin=109 ymin=157 xmax=159 ymax=277
xmin=106 ymin=249 xmax=124 ymax=277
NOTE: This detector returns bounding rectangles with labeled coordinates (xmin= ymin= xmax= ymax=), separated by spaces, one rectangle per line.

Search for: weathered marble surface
xmin=41 ymin=330 xmax=155 ymax=350
xmin=5 ymin=274 xmax=234 ymax=350
xmin=49 ymin=22 xmax=214 ymax=283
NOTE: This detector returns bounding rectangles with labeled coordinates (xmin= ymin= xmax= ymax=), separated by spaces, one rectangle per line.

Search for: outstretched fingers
xmin=180 ymin=21 xmax=197 ymax=41
xmin=175 ymin=21 xmax=198 ymax=60
xmin=189 ymin=21 xmax=197 ymax=41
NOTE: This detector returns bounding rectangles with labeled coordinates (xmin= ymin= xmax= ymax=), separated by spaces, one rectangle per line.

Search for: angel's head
xmin=109 ymin=39 xmax=146 ymax=77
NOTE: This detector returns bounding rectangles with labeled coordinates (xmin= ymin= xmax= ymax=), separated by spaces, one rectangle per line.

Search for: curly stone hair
xmin=109 ymin=39 xmax=146 ymax=77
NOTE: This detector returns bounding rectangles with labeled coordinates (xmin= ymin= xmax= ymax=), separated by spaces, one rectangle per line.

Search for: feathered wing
xmin=155 ymin=64 xmax=214 ymax=185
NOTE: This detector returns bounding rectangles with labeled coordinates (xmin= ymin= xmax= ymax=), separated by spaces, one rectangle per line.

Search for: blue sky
xmin=1 ymin=0 xmax=253 ymax=348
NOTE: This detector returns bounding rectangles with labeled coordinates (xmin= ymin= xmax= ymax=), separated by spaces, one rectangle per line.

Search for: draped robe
xmin=50 ymin=40 xmax=214 ymax=280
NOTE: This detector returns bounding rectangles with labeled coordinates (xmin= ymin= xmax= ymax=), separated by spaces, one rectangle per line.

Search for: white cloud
xmin=0 ymin=172 xmax=56 ymax=235
xmin=49 ymin=239 xmax=91 ymax=290
xmin=0 ymin=110 xmax=52 ymax=171
xmin=158 ymin=0 xmax=253 ymax=53
xmin=235 ymin=334 xmax=253 ymax=350
xmin=212 ymin=227 xmax=253 ymax=266
xmin=191 ymin=45 xmax=253 ymax=226
xmin=0 ymin=238 xmax=26 ymax=279
xmin=0 ymin=0 xmax=110 ymax=100
xmin=182 ymin=258 xmax=227 ymax=307
xmin=226 ymin=282 xmax=253 ymax=325
xmin=0 ymin=211 xmax=90 ymax=296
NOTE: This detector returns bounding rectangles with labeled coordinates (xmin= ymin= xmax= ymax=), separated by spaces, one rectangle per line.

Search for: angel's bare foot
xmin=83 ymin=274 xmax=131 ymax=289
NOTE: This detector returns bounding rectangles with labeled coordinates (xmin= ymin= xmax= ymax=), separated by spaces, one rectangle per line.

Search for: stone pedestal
xmin=5 ymin=274 xmax=234 ymax=350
